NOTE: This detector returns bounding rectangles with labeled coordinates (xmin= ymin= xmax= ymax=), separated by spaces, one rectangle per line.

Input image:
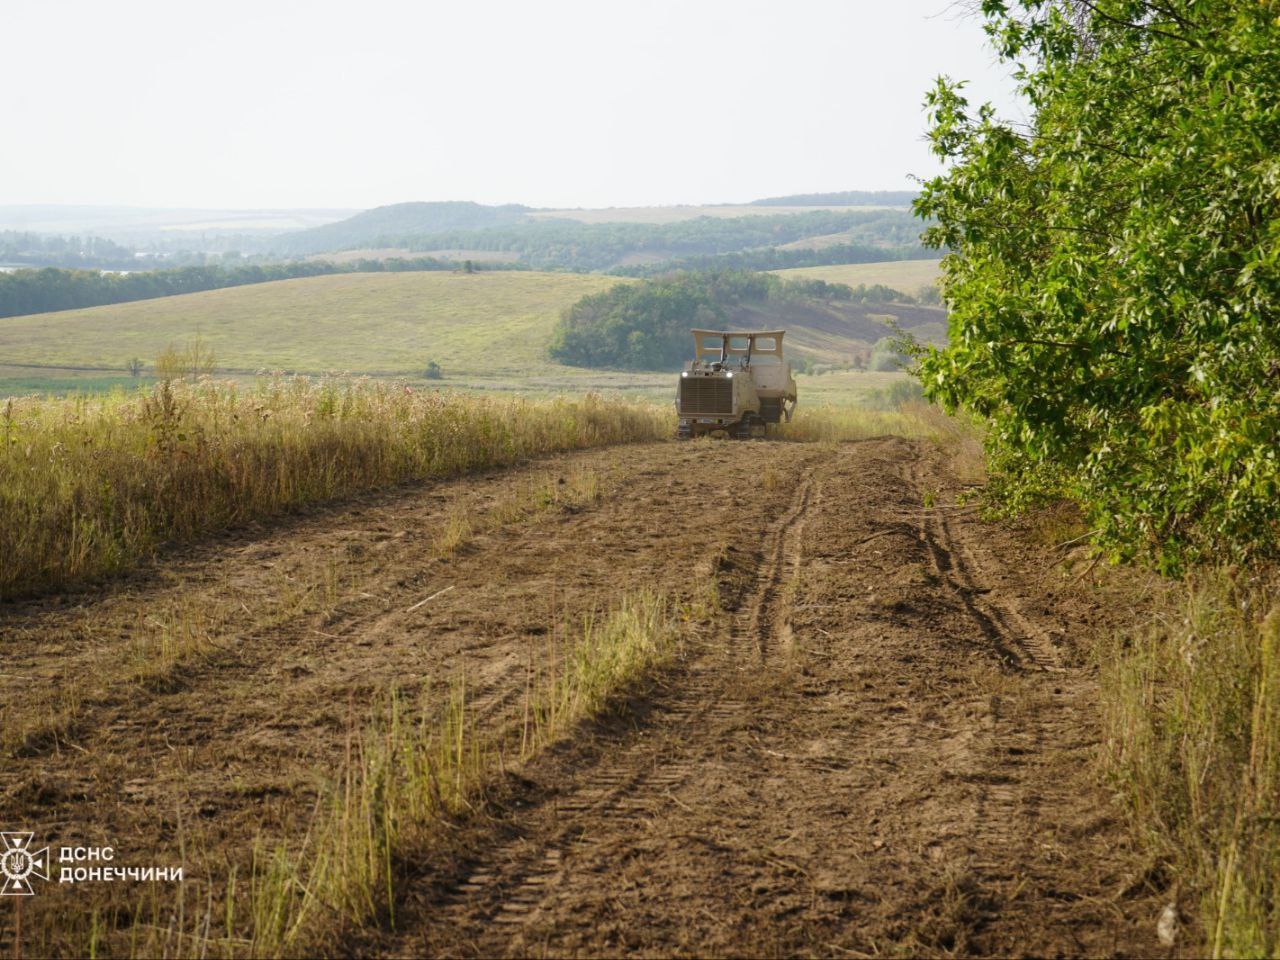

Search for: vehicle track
xmin=0 ymin=440 xmax=824 ymax=958
xmin=902 ymin=459 xmax=1062 ymax=672
xmin=0 ymin=438 xmax=1164 ymax=958
xmin=389 ymin=467 xmax=823 ymax=957
xmin=742 ymin=470 xmax=822 ymax=656
xmin=379 ymin=438 xmax=1161 ymax=959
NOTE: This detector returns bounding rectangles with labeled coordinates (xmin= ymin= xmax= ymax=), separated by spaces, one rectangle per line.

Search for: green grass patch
xmin=0 ymin=272 xmax=625 ymax=379
xmin=0 ymin=375 xmax=155 ymax=395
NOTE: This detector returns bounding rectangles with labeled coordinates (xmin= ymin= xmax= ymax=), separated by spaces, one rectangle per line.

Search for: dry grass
xmin=242 ymin=591 xmax=683 ymax=957
xmin=0 ymin=380 xmax=977 ymax=601
xmin=771 ymin=259 xmax=942 ymax=297
xmin=0 ymin=271 xmax=623 ymax=378
xmin=1101 ymin=570 xmax=1280 ymax=956
xmin=16 ymin=590 xmax=685 ymax=958
xmin=0 ymin=378 xmax=668 ymax=599
xmin=776 ymin=399 xmax=974 ymax=446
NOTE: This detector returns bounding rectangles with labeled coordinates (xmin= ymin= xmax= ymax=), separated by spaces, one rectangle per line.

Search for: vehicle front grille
xmin=678 ymin=377 xmax=734 ymax=416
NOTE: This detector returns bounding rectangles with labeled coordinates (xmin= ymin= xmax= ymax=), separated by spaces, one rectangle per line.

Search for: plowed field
xmin=0 ymin=437 xmax=1165 ymax=957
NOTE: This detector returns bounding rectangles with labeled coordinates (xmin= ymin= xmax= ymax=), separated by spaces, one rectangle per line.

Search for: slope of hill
xmin=276 ymin=201 xmax=532 ymax=256
xmin=774 ymin=259 xmax=942 ymax=297
xmin=525 ymin=203 xmax=903 ymax=224
xmin=727 ymin=299 xmax=946 ymax=361
xmin=750 ymin=190 xmax=916 ymax=207
xmin=0 ymin=269 xmax=941 ymax=391
xmin=0 ymin=272 xmax=618 ymax=379
xmin=270 ymin=200 xmax=925 ymax=271
xmin=549 ymin=272 xmax=946 ymax=371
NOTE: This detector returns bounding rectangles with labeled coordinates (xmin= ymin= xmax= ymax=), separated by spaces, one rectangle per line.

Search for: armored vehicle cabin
xmin=675 ymin=329 xmax=798 ymax=439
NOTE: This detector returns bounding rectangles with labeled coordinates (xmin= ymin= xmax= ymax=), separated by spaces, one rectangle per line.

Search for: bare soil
xmin=0 ymin=437 xmax=1169 ymax=957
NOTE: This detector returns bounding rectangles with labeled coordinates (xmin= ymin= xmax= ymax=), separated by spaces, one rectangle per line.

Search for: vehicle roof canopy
xmin=691 ymin=329 xmax=786 ymax=361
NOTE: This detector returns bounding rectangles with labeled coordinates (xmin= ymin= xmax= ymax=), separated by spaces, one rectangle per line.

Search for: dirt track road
xmin=0 ymin=437 xmax=1163 ymax=957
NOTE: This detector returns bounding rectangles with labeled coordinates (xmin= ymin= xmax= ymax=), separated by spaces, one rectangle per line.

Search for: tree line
xmin=548 ymin=271 xmax=913 ymax=371
xmin=0 ymin=231 xmax=139 ymax=270
xmin=282 ymin=209 xmax=926 ymax=273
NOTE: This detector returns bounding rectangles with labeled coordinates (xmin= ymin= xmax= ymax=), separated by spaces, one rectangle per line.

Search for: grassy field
xmin=0 ymin=270 xmax=937 ymax=396
xmin=773 ymin=259 xmax=942 ymax=296
xmin=0 ymin=379 xmax=670 ymax=598
xmin=0 ymin=374 xmax=942 ymax=599
xmin=0 ymin=272 xmax=623 ymax=380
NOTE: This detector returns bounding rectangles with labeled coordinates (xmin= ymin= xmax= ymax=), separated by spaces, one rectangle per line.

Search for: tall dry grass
xmin=1101 ymin=571 xmax=1280 ymax=956
xmin=778 ymin=399 xmax=985 ymax=484
xmin=245 ymin=591 xmax=683 ymax=957
xmin=0 ymin=378 xmax=668 ymax=598
xmin=14 ymin=592 xmax=685 ymax=958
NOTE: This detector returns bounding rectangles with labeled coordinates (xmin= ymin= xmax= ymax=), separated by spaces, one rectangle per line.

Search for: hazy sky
xmin=3 ymin=0 xmax=1024 ymax=210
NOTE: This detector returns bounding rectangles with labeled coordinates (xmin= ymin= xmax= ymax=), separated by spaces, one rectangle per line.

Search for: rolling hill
xmin=0 ymin=272 xmax=619 ymax=379
xmin=773 ymin=259 xmax=943 ymax=297
xmin=266 ymin=200 xmax=927 ymax=271
xmin=0 ymin=269 xmax=943 ymax=390
xmin=275 ymin=201 xmax=532 ymax=256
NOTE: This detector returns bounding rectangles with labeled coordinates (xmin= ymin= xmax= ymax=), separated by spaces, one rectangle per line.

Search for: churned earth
xmin=0 ymin=437 xmax=1168 ymax=957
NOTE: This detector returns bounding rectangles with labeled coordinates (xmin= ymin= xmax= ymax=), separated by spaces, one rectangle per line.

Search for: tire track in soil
xmin=0 ymin=440 xmax=827 ymax=958
xmin=743 ymin=470 xmax=820 ymax=657
xmin=381 ymin=438 xmax=1162 ymax=959
xmin=391 ymin=466 xmax=824 ymax=958
xmin=895 ymin=453 xmax=1064 ymax=933
xmin=903 ymin=458 xmax=1061 ymax=673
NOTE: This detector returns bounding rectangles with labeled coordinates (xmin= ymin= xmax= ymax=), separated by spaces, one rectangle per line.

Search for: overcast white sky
xmin=2 ymin=0 xmax=1024 ymax=210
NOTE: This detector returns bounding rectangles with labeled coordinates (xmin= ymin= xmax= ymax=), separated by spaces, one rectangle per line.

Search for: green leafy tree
xmin=917 ymin=0 xmax=1280 ymax=572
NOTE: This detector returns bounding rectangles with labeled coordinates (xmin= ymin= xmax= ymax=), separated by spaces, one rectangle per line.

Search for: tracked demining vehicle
xmin=675 ymin=329 xmax=798 ymax=439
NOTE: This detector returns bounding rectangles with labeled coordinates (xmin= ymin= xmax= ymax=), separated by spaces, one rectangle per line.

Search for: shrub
xmin=916 ymin=0 xmax=1280 ymax=572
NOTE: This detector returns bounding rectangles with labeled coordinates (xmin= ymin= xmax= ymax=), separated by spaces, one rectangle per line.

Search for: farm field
xmin=0 ymin=430 xmax=1163 ymax=957
xmin=774 ymin=258 xmax=943 ymax=296
xmin=0 ymin=270 xmax=938 ymax=395
xmin=0 ymin=272 xmax=621 ymax=380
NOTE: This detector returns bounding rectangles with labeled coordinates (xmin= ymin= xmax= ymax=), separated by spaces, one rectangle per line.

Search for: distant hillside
xmin=751 ymin=190 xmax=916 ymax=207
xmin=269 ymin=197 xmax=928 ymax=272
xmin=773 ymin=260 xmax=943 ymax=297
xmin=276 ymin=201 xmax=531 ymax=256
xmin=0 ymin=268 xmax=941 ymax=392
xmin=0 ymin=256 xmax=507 ymax=319
xmin=549 ymin=271 xmax=944 ymax=370
xmin=0 ymin=271 xmax=619 ymax=379
xmin=0 ymin=204 xmax=354 ymax=238
xmin=274 ymin=208 xmax=925 ymax=272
